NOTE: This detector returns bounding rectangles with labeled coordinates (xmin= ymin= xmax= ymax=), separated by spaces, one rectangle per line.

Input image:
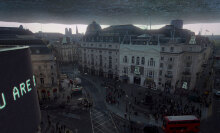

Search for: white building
xmin=119 ymin=35 xmax=161 ymax=89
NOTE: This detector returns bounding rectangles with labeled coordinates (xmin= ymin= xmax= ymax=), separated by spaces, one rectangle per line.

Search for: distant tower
xmin=69 ymin=28 xmax=72 ymax=35
xmin=171 ymin=20 xmax=183 ymax=29
xmin=76 ymin=26 xmax=78 ymax=34
xmin=65 ymin=28 xmax=68 ymax=35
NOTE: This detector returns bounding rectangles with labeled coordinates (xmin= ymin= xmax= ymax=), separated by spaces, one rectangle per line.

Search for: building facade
xmin=119 ymin=35 xmax=161 ymax=89
xmin=79 ymin=21 xmax=213 ymax=92
xmin=52 ymin=43 xmax=80 ymax=64
xmin=31 ymin=46 xmax=59 ymax=100
xmin=79 ymin=21 xmax=144 ymax=79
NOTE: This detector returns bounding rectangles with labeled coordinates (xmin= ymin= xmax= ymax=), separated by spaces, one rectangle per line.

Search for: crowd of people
xmin=105 ymin=81 xmax=125 ymax=105
xmin=104 ymin=78 xmax=211 ymax=124
xmin=150 ymin=94 xmax=202 ymax=122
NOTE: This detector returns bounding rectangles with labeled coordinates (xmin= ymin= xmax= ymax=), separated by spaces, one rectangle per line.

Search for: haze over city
xmin=0 ymin=21 xmax=220 ymax=35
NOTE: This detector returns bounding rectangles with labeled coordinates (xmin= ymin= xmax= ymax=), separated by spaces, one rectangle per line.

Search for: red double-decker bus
xmin=162 ymin=115 xmax=200 ymax=133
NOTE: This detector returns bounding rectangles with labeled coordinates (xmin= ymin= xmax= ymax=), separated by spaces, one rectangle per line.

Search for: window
xmin=170 ymin=47 xmax=174 ymax=52
xmin=169 ymin=57 xmax=173 ymax=62
xmin=91 ymin=44 xmax=93 ymax=46
xmin=99 ymin=50 xmax=102 ymax=53
xmin=161 ymin=56 xmax=164 ymax=60
xmin=38 ymin=66 xmax=41 ymax=70
xmin=123 ymin=67 xmax=128 ymax=74
xmin=187 ymin=56 xmax=191 ymax=60
xmin=160 ymin=63 xmax=163 ymax=68
xmin=141 ymin=57 xmax=145 ymax=65
xmin=109 ymin=56 xmax=112 ymax=68
xmin=136 ymin=57 xmax=140 ymax=65
xmin=99 ymin=44 xmax=102 ymax=47
xmin=167 ymin=71 xmax=172 ymax=75
xmin=109 ymin=51 xmax=112 ymax=55
xmin=124 ymin=56 xmax=128 ymax=63
xmin=132 ymin=56 xmax=135 ymax=64
xmin=168 ymin=64 xmax=173 ymax=69
xmin=159 ymin=78 xmax=162 ymax=81
xmin=109 ymin=45 xmax=112 ymax=48
xmin=159 ymin=70 xmax=162 ymax=75
xmin=51 ymin=77 xmax=54 ymax=85
xmin=51 ymin=65 xmax=53 ymax=69
xmin=40 ymin=78 xmax=44 ymax=85
xmin=149 ymin=58 xmax=155 ymax=66
xmin=147 ymin=70 xmax=154 ymax=78
xmin=162 ymin=47 xmax=165 ymax=52
xmin=99 ymin=55 xmax=102 ymax=66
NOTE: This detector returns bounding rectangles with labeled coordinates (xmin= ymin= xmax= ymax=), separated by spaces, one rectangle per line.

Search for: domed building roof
xmin=85 ymin=21 xmax=101 ymax=35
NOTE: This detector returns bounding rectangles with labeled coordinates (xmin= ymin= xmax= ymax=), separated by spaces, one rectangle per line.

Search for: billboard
xmin=0 ymin=46 xmax=40 ymax=133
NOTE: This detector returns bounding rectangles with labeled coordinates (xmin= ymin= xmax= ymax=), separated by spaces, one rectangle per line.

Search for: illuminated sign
xmin=0 ymin=46 xmax=40 ymax=133
xmin=182 ymin=82 xmax=188 ymax=89
xmin=0 ymin=75 xmax=36 ymax=109
xmin=134 ymin=66 xmax=140 ymax=75
xmin=189 ymin=36 xmax=196 ymax=44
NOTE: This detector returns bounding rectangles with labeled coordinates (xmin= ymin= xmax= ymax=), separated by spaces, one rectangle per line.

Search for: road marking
xmin=93 ymin=114 xmax=104 ymax=119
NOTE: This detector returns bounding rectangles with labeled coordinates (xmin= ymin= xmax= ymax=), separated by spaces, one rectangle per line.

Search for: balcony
xmin=165 ymin=74 xmax=173 ymax=78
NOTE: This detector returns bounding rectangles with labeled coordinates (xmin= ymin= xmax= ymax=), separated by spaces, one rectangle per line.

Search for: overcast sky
xmin=0 ymin=21 xmax=219 ymax=35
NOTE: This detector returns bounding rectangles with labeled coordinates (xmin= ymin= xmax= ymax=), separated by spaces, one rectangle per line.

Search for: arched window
xmin=141 ymin=57 xmax=145 ymax=65
xmin=136 ymin=57 xmax=140 ymax=65
xmin=124 ymin=56 xmax=128 ymax=63
xmin=148 ymin=58 xmax=155 ymax=66
xmin=132 ymin=56 xmax=135 ymax=64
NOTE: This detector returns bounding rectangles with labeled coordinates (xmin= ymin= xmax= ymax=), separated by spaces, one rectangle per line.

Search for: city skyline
xmin=0 ymin=21 xmax=220 ymax=35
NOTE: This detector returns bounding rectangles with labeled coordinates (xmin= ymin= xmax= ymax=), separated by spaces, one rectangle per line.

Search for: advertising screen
xmin=0 ymin=46 xmax=41 ymax=133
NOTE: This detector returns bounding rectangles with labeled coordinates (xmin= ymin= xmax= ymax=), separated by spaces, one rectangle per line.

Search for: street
xmin=41 ymin=64 xmax=220 ymax=133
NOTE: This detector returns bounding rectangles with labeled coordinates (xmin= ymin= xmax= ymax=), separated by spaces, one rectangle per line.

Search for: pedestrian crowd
xmin=104 ymin=78 xmax=211 ymax=123
xmin=105 ymin=80 xmax=125 ymax=105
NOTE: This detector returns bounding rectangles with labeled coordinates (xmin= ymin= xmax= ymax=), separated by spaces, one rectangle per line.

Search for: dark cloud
xmin=0 ymin=0 xmax=220 ymax=25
